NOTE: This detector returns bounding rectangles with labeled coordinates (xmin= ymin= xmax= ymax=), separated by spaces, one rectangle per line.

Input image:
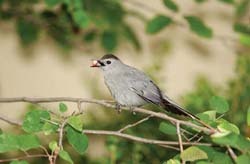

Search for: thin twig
xmin=176 ymin=123 xmax=183 ymax=152
xmin=181 ymin=132 xmax=189 ymax=141
xmin=77 ymin=100 xmax=83 ymax=113
xmin=83 ymin=130 xmax=212 ymax=147
xmin=188 ymin=132 xmax=202 ymax=142
xmin=40 ymin=117 xmax=59 ymax=126
xmin=118 ymin=115 xmax=153 ymax=133
xmin=40 ymin=146 xmax=54 ymax=164
xmin=0 ymin=115 xmax=22 ymax=126
xmin=58 ymin=119 xmax=68 ymax=149
xmin=227 ymin=146 xmax=237 ymax=162
xmin=0 ymin=154 xmax=48 ymax=163
xmin=159 ymin=144 xmax=180 ymax=151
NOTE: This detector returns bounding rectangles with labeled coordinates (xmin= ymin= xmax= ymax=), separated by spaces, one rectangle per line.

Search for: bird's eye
xmin=106 ymin=60 xmax=111 ymax=64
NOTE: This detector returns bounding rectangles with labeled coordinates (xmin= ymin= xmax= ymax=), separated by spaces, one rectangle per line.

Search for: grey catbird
xmin=91 ymin=54 xmax=198 ymax=119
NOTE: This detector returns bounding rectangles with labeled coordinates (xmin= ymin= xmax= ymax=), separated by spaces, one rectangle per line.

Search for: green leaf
xmin=66 ymin=126 xmax=88 ymax=155
xmin=0 ymin=133 xmax=19 ymax=153
xmin=197 ymin=146 xmax=233 ymax=164
xmin=16 ymin=18 xmax=39 ymax=45
xmin=180 ymin=146 xmax=208 ymax=162
xmin=0 ymin=133 xmax=40 ymax=153
xmin=163 ymin=0 xmax=179 ymax=12
xmin=122 ymin=24 xmax=141 ymax=50
xmin=247 ymin=106 xmax=250 ymax=126
xmin=159 ymin=122 xmax=177 ymax=135
xmin=196 ymin=110 xmax=216 ymax=124
xmin=22 ymin=110 xmax=50 ymax=133
xmin=83 ymin=31 xmax=96 ymax=42
xmin=236 ymin=154 xmax=250 ymax=164
xmin=146 ymin=15 xmax=172 ymax=34
xmin=44 ymin=0 xmax=61 ymax=7
xmin=59 ymin=150 xmax=74 ymax=164
xmin=217 ymin=121 xmax=240 ymax=134
xmin=72 ymin=0 xmax=83 ymax=9
xmin=239 ymin=34 xmax=250 ymax=46
xmin=59 ymin=103 xmax=68 ymax=113
xmin=101 ymin=30 xmax=117 ymax=52
xmin=218 ymin=0 xmax=235 ymax=4
xmin=234 ymin=23 xmax=250 ymax=35
xmin=196 ymin=162 xmax=211 ymax=164
xmin=10 ymin=161 xmax=29 ymax=164
xmin=42 ymin=122 xmax=59 ymax=135
xmin=184 ymin=16 xmax=213 ymax=38
xmin=203 ymin=110 xmax=216 ymax=121
xmin=236 ymin=0 xmax=250 ymax=17
xmin=0 ymin=0 xmax=3 ymax=6
xmin=165 ymin=159 xmax=181 ymax=164
xmin=211 ymin=132 xmax=250 ymax=152
xmin=17 ymin=134 xmax=41 ymax=151
xmin=72 ymin=9 xmax=89 ymax=28
xmin=49 ymin=140 xmax=58 ymax=152
xmin=194 ymin=0 xmax=207 ymax=3
xmin=67 ymin=115 xmax=84 ymax=131
xmin=209 ymin=96 xmax=229 ymax=113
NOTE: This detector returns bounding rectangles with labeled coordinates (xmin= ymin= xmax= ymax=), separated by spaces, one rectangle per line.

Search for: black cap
xmin=101 ymin=54 xmax=120 ymax=60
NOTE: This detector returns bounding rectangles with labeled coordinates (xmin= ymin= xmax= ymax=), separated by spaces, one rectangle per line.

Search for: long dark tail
xmin=160 ymin=98 xmax=216 ymax=132
xmin=161 ymin=98 xmax=199 ymax=120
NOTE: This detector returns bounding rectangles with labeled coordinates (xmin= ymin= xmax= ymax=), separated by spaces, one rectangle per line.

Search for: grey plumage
xmin=91 ymin=54 xmax=197 ymax=119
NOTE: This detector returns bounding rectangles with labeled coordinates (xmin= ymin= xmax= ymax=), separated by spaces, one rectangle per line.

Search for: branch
xmin=0 ymin=115 xmax=22 ymax=126
xmin=58 ymin=119 xmax=68 ymax=149
xmin=118 ymin=115 xmax=153 ymax=133
xmin=82 ymin=129 xmax=212 ymax=147
xmin=0 ymin=154 xmax=48 ymax=163
xmin=176 ymin=123 xmax=183 ymax=152
xmin=0 ymin=97 xmax=215 ymax=134
xmin=227 ymin=146 xmax=237 ymax=162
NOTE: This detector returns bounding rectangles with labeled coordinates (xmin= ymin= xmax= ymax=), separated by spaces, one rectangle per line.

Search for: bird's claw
xmin=115 ymin=103 xmax=122 ymax=114
xmin=130 ymin=107 xmax=136 ymax=115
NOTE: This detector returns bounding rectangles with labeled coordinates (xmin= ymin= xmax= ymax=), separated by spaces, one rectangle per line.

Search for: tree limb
xmin=118 ymin=115 xmax=153 ymax=133
xmin=82 ymin=129 xmax=212 ymax=147
xmin=0 ymin=115 xmax=22 ymax=126
xmin=0 ymin=97 xmax=215 ymax=134
xmin=0 ymin=154 xmax=49 ymax=163
xmin=176 ymin=123 xmax=183 ymax=152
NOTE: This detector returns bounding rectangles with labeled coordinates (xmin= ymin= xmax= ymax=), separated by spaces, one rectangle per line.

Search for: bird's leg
xmin=129 ymin=106 xmax=136 ymax=115
xmin=115 ymin=103 xmax=122 ymax=114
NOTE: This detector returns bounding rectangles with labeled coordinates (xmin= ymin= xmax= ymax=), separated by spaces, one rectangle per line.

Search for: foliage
xmin=184 ymin=16 xmax=213 ymax=38
xmin=0 ymin=0 xmax=248 ymax=52
xmin=0 ymin=0 xmax=140 ymax=52
xmin=183 ymin=55 xmax=250 ymax=135
xmin=0 ymin=0 xmax=250 ymax=163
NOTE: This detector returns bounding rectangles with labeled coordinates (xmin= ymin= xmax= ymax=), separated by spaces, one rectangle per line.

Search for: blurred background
xmin=0 ymin=0 xmax=249 ymax=163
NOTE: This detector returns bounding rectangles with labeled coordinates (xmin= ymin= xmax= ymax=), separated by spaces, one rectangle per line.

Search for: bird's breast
xmin=104 ymin=74 xmax=146 ymax=106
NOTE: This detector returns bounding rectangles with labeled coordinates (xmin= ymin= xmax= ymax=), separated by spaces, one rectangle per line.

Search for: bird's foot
xmin=130 ymin=107 xmax=136 ymax=115
xmin=115 ymin=103 xmax=122 ymax=114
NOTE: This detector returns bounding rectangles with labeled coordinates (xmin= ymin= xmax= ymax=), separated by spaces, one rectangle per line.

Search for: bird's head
xmin=90 ymin=54 xmax=123 ymax=72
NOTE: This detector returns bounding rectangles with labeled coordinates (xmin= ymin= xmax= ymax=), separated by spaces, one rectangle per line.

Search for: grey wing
xmin=126 ymin=69 xmax=163 ymax=104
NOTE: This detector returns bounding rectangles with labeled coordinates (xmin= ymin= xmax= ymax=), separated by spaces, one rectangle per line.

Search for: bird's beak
xmin=90 ymin=60 xmax=101 ymax=67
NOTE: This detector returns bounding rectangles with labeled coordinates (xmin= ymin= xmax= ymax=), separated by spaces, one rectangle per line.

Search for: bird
xmin=90 ymin=54 xmax=198 ymax=120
